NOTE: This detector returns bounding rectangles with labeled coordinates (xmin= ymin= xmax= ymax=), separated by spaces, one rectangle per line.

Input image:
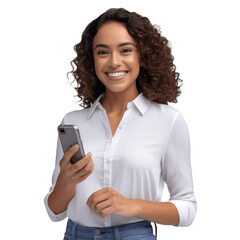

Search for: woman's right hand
xmin=59 ymin=144 xmax=94 ymax=186
xmin=48 ymin=144 xmax=94 ymax=214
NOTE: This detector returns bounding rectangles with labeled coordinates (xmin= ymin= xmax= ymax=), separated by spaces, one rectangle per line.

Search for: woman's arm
xmin=46 ymin=144 xmax=94 ymax=217
xmin=47 ymin=172 xmax=77 ymax=214
xmin=160 ymin=112 xmax=197 ymax=226
xmin=133 ymin=200 xmax=179 ymax=225
xmin=86 ymin=188 xmax=179 ymax=225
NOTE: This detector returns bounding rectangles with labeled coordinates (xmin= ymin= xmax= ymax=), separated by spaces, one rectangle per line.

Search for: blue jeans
xmin=64 ymin=219 xmax=157 ymax=240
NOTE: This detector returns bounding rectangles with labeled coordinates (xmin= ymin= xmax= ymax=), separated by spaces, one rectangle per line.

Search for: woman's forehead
xmin=93 ymin=22 xmax=136 ymax=47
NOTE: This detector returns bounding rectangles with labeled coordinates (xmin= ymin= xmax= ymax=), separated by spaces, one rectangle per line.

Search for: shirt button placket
xmin=104 ymin=139 xmax=112 ymax=187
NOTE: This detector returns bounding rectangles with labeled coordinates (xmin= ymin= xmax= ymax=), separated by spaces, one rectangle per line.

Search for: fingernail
xmin=88 ymin=152 xmax=92 ymax=157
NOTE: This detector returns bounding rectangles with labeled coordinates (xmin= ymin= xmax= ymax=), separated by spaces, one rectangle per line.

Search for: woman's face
xmin=93 ymin=21 xmax=140 ymax=94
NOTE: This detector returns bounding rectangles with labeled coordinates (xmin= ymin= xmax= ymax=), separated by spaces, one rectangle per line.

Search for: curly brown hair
xmin=68 ymin=8 xmax=182 ymax=108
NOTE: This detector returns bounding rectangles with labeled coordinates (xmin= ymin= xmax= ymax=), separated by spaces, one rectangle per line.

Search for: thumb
xmin=62 ymin=144 xmax=80 ymax=164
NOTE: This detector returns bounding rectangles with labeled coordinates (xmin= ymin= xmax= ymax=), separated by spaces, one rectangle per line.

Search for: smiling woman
xmin=93 ymin=21 xmax=140 ymax=102
xmin=44 ymin=7 xmax=197 ymax=240
xmin=69 ymin=8 xmax=182 ymax=107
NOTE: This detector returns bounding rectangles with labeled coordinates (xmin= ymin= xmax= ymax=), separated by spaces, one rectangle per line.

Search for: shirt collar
xmin=87 ymin=93 xmax=106 ymax=118
xmin=131 ymin=92 xmax=151 ymax=115
xmin=88 ymin=92 xmax=150 ymax=118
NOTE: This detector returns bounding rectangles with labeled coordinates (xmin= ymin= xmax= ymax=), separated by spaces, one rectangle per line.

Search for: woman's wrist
xmin=58 ymin=171 xmax=77 ymax=188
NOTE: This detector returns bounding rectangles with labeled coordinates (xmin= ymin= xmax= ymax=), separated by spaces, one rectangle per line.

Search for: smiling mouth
xmin=106 ymin=71 xmax=128 ymax=77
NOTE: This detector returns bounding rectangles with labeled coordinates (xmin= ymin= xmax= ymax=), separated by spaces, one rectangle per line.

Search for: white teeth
xmin=107 ymin=72 xmax=127 ymax=77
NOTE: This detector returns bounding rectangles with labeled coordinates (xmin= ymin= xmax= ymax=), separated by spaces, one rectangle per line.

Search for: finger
xmin=69 ymin=152 xmax=92 ymax=175
xmin=74 ymin=152 xmax=92 ymax=169
xmin=94 ymin=198 xmax=112 ymax=213
xmin=86 ymin=188 xmax=105 ymax=206
xmin=72 ymin=158 xmax=94 ymax=180
xmin=62 ymin=144 xmax=80 ymax=165
xmin=87 ymin=187 xmax=111 ymax=203
xmin=87 ymin=190 xmax=113 ymax=211
xmin=64 ymin=152 xmax=90 ymax=178
xmin=98 ymin=205 xmax=113 ymax=218
xmin=86 ymin=187 xmax=112 ymax=206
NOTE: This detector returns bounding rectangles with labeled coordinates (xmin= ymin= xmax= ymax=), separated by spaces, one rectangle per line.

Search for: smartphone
xmin=58 ymin=124 xmax=85 ymax=164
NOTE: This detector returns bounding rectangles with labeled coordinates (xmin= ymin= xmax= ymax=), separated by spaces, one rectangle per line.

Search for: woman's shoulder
xmin=155 ymin=103 xmax=189 ymax=128
xmin=149 ymin=102 xmax=188 ymax=132
xmin=61 ymin=107 xmax=91 ymax=124
xmin=150 ymin=101 xmax=180 ymax=118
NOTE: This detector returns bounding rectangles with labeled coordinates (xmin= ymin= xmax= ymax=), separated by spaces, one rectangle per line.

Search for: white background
xmin=0 ymin=0 xmax=239 ymax=239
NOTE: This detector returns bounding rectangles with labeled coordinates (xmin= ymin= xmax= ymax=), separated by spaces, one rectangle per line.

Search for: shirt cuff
xmin=44 ymin=192 xmax=67 ymax=222
xmin=169 ymin=199 xmax=197 ymax=227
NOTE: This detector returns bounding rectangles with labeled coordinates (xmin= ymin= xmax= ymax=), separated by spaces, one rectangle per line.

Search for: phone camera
xmin=59 ymin=128 xmax=65 ymax=134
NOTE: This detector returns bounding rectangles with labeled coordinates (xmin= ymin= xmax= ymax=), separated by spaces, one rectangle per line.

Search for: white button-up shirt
xmin=44 ymin=92 xmax=197 ymax=227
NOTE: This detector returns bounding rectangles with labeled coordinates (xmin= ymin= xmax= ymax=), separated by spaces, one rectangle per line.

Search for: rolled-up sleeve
xmin=44 ymin=117 xmax=67 ymax=222
xmin=162 ymin=112 xmax=197 ymax=227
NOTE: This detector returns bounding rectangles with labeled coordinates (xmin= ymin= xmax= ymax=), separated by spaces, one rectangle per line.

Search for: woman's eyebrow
xmin=95 ymin=42 xmax=135 ymax=49
xmin=118 ymin=42 xmax=135 ymax=47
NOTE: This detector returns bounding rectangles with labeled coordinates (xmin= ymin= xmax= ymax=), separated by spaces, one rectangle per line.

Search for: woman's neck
xmin=100 ymin=89 xmax=139 ymax=114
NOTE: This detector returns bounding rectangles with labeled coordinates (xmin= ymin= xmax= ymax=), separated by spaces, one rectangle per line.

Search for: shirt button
xmin=95 ymin=230 xmax=101 ymax=236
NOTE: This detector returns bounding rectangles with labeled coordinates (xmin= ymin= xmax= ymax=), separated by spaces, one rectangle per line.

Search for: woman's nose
xmin=108 ymin=52 xmax=121 ymax=68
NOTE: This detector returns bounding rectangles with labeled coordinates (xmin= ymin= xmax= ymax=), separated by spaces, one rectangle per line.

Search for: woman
xmin=44 ymin=8 xmax=197 ymax=240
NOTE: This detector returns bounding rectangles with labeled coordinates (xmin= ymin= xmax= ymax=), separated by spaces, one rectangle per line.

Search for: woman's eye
xmin=97 ymin=51 xmax=108 ymax=55
xmin=121 ymin=48 xmax=132 ymax=54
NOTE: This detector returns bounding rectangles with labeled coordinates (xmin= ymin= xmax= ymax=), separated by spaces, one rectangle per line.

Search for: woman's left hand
xmin=86 ymin=187 xmax=139 ymax=218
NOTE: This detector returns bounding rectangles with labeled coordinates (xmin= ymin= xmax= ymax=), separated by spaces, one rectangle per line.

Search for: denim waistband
xmin=65 ymin=218 xmax=157 ymax=240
